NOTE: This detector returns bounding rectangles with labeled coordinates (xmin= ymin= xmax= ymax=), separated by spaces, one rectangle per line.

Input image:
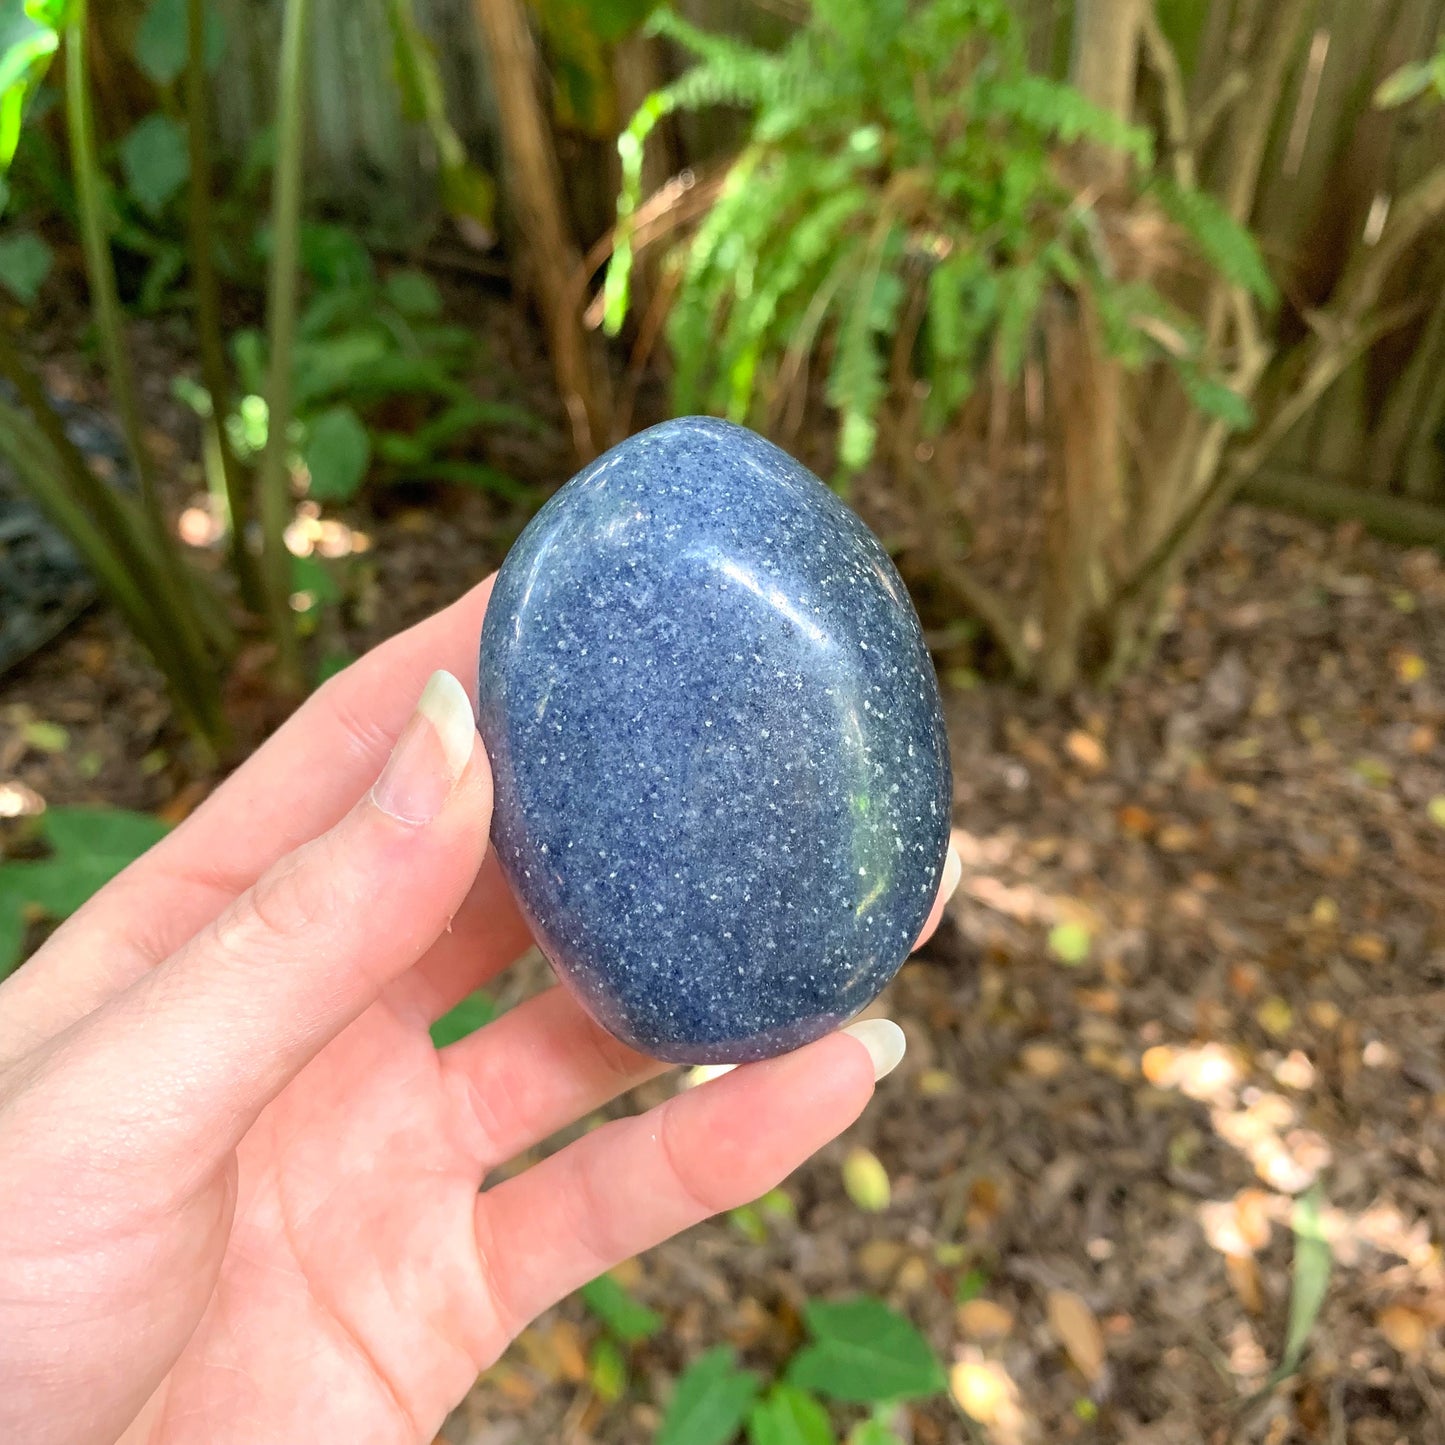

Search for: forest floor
xmin=2 ymin=299 xmax=1443 ymax=1445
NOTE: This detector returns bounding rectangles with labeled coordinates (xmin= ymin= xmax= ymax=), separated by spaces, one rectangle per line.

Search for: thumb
xmin=40 ymin=670 xmax=491 ymax=1175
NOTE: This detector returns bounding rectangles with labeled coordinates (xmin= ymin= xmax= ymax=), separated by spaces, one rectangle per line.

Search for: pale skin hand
xmin=0 ymin=576 xmax=958 ymax=1445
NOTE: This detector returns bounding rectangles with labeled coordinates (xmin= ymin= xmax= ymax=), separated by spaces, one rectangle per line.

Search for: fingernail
xmin=842 ymin=1018 xmax=906 ymax=1081
xmin=372 ymin=670 xmax=476 ymax=824
xmin=941 ymin=841 xmax=962 ymax=904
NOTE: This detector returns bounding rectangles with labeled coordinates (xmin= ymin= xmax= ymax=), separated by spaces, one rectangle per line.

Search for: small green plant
xmin=0 ymin=806 xmax=170 ymax=977
xmin=559 ymin=1274 xmax=947 ymax=1444
xmin=212 ymin=224 xmax=535 ymax=502
xmin=605 ymin=0 xmax=1266 ymax=476
xmin=648 ymin=1295 xmax=945 ymax=1444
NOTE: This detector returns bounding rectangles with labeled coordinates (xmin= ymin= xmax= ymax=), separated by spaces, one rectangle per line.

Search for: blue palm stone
xmin=476 ymin=418 xmax=951 ymax=1063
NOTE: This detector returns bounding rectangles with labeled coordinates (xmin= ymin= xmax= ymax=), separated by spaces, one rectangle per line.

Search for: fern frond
xmin=987 ymin=74 xmax=1154 ymax=167
xmin=1152 ymin=179 xmax=1278 ymax=307
xmin=827 ymin=219 xmax=906 ymax=472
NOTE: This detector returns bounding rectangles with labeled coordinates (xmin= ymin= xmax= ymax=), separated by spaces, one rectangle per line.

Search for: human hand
xmin=0 ymin=576 xmax=958 ymax=1445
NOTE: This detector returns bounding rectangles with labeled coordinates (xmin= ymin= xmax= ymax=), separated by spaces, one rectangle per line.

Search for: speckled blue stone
xmin=476 ymin=418 xmax=951 ymax=1063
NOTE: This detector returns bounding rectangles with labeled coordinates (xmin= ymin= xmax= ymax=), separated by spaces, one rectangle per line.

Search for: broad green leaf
xmin=303 ymin=406 xmax=371 ymax=500
xmin=429 ymin=988 xmax=497 ymax=1047
xmin=0 ymin=807 xmax=170 ymax=974
xmin=787 ymin=1298 xmax=946 ymax=1404
xmin=0 ymin=0 xmax=65 ymax=170
xmin=382 ymin=268 xmax=443 ymax=319
xmin=118 ymin=114 xmax=189 ymax=215
xmin=0 ymin=228 xmax=51 ymax=301
xmin=297 ymin=222 xmax=374 ymax=288
xmin=748 ymin=1384 xmax=835 ymax=1445
xmin=314 ymin=649 xmax=354 ymax=687
xmin=134 ymin=0 xmax=226 ymax=86
xmin=0 ymin=872 xmax=28 ymax=978
xmin=658 ymin=1347 xmax=760 ymax=1445
xmin=580 ymin=1271 xmax=664 ymax=1343
xmin=289 ymin=552 xmax=341 ymax=606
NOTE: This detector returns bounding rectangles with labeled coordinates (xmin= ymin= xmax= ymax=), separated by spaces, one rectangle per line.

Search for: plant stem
xmin=0 ymin=398 xmax=226 ymax=755
xmin=185 ymin=0 xmax=264 ymax=614
xmin=63 ymin=0 xmax=233 ymax=670
xmin=0 ymin=327 xmax=163 ymax=588
xmin=256 ymin=0 xmax=312 ymax=693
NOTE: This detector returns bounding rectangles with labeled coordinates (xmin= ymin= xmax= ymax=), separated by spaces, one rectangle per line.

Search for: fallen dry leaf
xmin=1065 ymin=730 xmax=1107 ymax=772
xmin=1378 ymin=1304 xmax=1429 ymax=1359
xmin=958 ymin=1298 xmax=1016 ymax=1340
xmin=1046 ymin=1288 xmax=1106 ymax=1383
xmin=1019 ymin=1042 xmax=1068 ymax=1079
xmin=1225 ymin=1253 xmax=1264 ymax=1315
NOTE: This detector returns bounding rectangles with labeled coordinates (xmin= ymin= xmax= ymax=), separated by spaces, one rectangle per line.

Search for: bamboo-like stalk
xmin=255 ymin=0 xmax=312 ymax=693
xmin=64 ymin=1 xmax=233 ymax=680
xmin=469 ymin=0 xmax=613 ymax=460
xmin=186 ymin=0 xmax=264 ymax=614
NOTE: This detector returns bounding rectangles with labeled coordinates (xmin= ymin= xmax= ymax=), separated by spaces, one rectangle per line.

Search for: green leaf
xmin=0 ymin=807 xmax=170 ymax=974
xmin=787 ymin=1298 xmax=945 ymax=1404
xmin=0 ymin=878 xmax=24 ymax=979
xmin=1181 ymin=369 xmax=1254 ymax=432
xmin=21 ymin=719 xmax=67 ymax=753
xmin=955 ymin=1267 xmax=988 ymax=1303
xmin=303 ymin=406 xmax=372 ymax=500
xmin=747 ymin=1384 xmax=835 ymax=1445
xmin=429 ymin=988 xmax=497 ymax=1047
xmin=314 ymin=649 xmax=354 ymax=686
xmin=1047 ymin=921 xmax=1091 ymax=965
xmin=383 ymin=268 xmax=443 ymax=319
xmin=589 ymin=1336 xmax=628 ymax=1403
xmin=297 ymin=222 xmax=374 ymax=289
xmin=134 ymin=0 xmax=226 ymax=85
xmin=846 ymin=1424 xmax=903 ymax=1445
xmin=1155 ymin=180 xmax=1277 ymax=307
xmin=1427 ymin=796 xmax=1445 ymax=829
xmin=291 ymin=554 xmax=341 ymax=611
xmin=658 ymin=1347 xmax=760 ymax=1445
xmin=118 ymin=114 xmax=189 ymax=215
xmin=580 ymin=1272 xmax=664 ymax=1343
xmin=1375 ymin=60 xmax=1434 ymax=109
xmin=841 ymin=1147 xmax=891 ymax=1212
xmin=0 ymin=228 xmax=51 ymax=301
xmin=1278 ymin=1184 xmax=1331 ymax=1378
xmin=0 ymin=0 xmax=64 ymax=171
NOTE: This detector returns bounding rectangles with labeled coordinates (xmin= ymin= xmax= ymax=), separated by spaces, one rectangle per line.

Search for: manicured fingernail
xmin=372 ymin=670 xmax=476 ymax=824
xmin=842 ymin=1017 xmax=906 ymax=1081
xmin=941 ymin=841 xmax=962 ymax=904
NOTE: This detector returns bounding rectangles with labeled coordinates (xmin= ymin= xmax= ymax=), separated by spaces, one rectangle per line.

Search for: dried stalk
xmin=470 ymin=0 xmax=613 ymax=460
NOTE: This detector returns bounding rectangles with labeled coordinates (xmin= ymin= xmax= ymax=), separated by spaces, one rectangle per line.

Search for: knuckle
xmin=656 ymin=1098 xmax=736 ymax=1219
xmin=216 ymin=840 xmax=336 ymax=956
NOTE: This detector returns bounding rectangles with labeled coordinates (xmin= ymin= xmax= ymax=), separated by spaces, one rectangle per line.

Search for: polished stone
xmin=476 ymin=417 xmax=951 ymax=1063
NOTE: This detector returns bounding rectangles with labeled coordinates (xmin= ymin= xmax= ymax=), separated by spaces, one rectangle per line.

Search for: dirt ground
xmin=3 ymin=300 xmax=1443 ymax=1445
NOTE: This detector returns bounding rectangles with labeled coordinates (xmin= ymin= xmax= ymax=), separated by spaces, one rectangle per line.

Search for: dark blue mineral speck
xmin=476 ymin=417 xmax=952 ymax=1063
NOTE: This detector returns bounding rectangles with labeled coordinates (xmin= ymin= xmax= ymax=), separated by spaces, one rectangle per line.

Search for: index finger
xmin=0 ymin=574 xmax=525 ymax=1053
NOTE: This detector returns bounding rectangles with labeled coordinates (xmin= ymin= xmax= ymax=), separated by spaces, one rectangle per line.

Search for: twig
xmin=1140 ymin=9 xmax=1196 ymax=187
xmin=1194 ymin=69 xmax=1248 ymax=150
